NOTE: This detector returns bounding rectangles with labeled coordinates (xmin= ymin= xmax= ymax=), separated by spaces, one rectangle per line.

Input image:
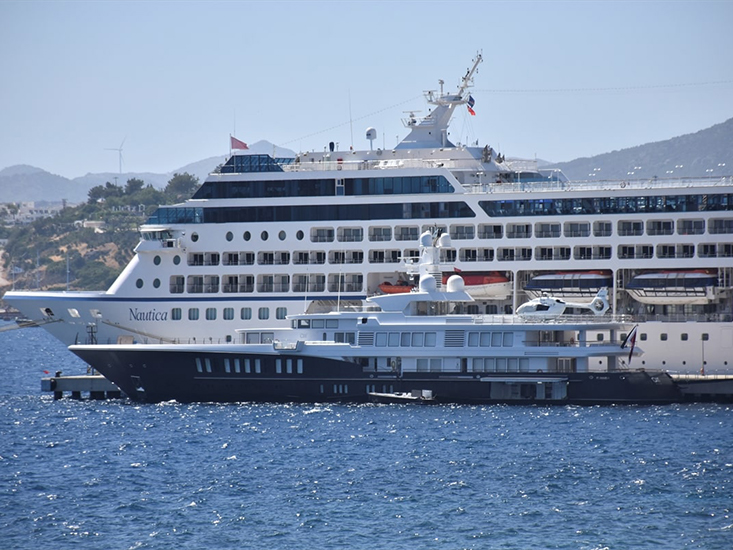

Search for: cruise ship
xmin=4 ymin=54 xmax=733 ymax=374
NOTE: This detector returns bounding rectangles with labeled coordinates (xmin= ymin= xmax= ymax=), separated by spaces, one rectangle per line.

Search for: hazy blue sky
xmin=1 ymin=0 xmax=731 ymax=178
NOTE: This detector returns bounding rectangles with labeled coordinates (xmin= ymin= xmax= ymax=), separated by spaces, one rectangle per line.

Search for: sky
xmin=1 ymin=0 xmax=732 ymax=179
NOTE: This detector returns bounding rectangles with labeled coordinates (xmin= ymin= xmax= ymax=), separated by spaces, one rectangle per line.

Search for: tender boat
xmin=524 ymin=271 xmax=613 ymax=302
xmin=625 ymin=270 xmax=719 ymax=305
xmin=367 ymin=389 xmax=436 ymax=404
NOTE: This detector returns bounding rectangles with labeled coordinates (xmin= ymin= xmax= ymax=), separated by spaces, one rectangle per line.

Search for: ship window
xmin=226 ymin=231 xmax=233 ymax=241
xmin=593 ymin=221 xmax=612 ymax=237
xmin=234 ymin=359 xmax=241 ymax=373
xmin=412 ymin=332 xmax=424 ymax=347
xmin=191 ymin=232 xmax=199 ymax=242
xmin=173 ymin=255 xmax=181 ymax=265
xmin=136 ymin=279 xmax=143 ymax=289
xmin=389 ymin=332 xmax=399 ymax=346
xmin=369 ymin=227 xmax=392 ymax=241
xmin=468 ymin=332 xmax=479 ymax=347
xmin=503 ymin=333 xmax=513 ymax=346
xmin=311 ymin=319 xmax=324 ymax=328
xmin=326 ymin=320 xmax=338 ymax=328
xmin=240 ymin=307 xmax=252 ymax=320
xmin=491 ymin=333 xmax=502 ymax=347
xmin=425 ymin=332 xmax=436 ymax=347
xmin=297 ymin=359 xmax=303 ymax=374
xmin=660 ymin=333 xmax=668 ymax=341
xmin=243 ymin=231 xmax=251 ymax=241
xmin=255 ymin=359 xmax=261 ymax=373
xmin=276 ymin=359 xmax=282 ymax=374
xmin=376 ymin=333 xmax=387 ymax=347
xmin=311 ymin=228 xmax=334 ymax=242
xmin=170 ymin=275 xmax=184 ymax=293
xmin=480 ymin=333 xmax=491 ymax=346
xmin=681 ymin=333 xmax=688 ymax=341
xmin=223 ymin=307 xmax=234 ymax=320
xmin=702 ymin=333 xmax=709 ymax=341
xmin=224 ymin=358 xmax=231 ymax=373
xmin=640 ymin=333 xmax=647 ymax=341
xmin=196 ymin=358 xmax=203 ymax=373
xmin=171 ymin=308 xmax=182 ymax=321
xmin=279 ymin=230 xmax=286 ymax=241
xmin=276 ymin=307 xmax=287 ymax=319
xmin=188 ymin=308 xmax=199 ymax=320
xmin=258 ymin=307 xmax=269 ymax=320
xmin=205 ymin=358 xmax=212 ymax=373
xmin=154 ymin=255 xmax=161 ymax=265
xmin=450 ymin=224 xmax=475 ymax=240
xmin=296 ymin=230 xmax=304 ymax=240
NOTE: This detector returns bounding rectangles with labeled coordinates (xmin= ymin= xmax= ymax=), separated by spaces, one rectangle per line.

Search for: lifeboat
xmin=378 ymin=280 xmax=415 ymax=294
xmin=442 ymin=271 xmax=511 ymax=299
xmin=625 ymin=270 xmax=718 ymax=305
xmin=525 ymin=271 xmax=612 ymax=302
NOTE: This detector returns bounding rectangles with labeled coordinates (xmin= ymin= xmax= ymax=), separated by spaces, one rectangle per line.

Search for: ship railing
xmin=281 ymin=157 xmax=481 ymax=173
xmin=464 ymin=175 xmax=732 ymax=195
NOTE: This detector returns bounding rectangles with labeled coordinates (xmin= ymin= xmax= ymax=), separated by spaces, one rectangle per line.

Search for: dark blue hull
xmin=70 ymin=347 xmax=684 ymax=405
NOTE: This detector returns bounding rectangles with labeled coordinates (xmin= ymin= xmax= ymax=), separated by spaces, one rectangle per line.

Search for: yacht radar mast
xmin=396 ymin=53 xmax=483 ymax=150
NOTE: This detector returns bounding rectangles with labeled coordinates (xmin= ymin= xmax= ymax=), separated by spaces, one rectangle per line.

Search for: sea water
xmin=1 ymin=321 xmax=731 ymax=550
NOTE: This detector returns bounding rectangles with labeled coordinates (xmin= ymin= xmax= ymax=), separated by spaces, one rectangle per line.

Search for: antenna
xmin=105 ymin=137 xmax=126 ymax=174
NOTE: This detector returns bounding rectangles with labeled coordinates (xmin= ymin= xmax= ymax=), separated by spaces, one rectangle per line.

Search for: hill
xmin=0 ymin=140 xmax=295 ymax=204
xmin=547 ymin=118 xmax=733 ymax=181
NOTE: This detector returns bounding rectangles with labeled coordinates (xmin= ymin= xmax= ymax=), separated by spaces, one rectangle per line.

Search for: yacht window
xmin=223 ymin=308 xmax=234 ymax=320
xmin=171 ymin=308 xmax=182 ymax=320
xmin=258 ymin=307 xmax=269 ymax=320
xmin=188 ymin=308 xmax=199 ymax=321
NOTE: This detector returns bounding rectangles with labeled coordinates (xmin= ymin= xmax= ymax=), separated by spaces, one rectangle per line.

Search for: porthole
xmin=153 ymin=255 xmax=161 ymax=265
xmin=243 ymin=231 xmax=251 ymax=241
xmin=191 ymin=232 xmax=199 ymax=242
xmin=296 ymin=230 xmax=304 ymax=240
xmin=136 ymin=279 xmax=144 ymax=288
xmin=173 ymin=255 xmax=181 ymax=265
xmin=279 ymin=230 xmax=286 ymax=241
xmin=153 ymin=278 xmax=161 ymax=288
xmin=226 ymin=231 xmax=233 ymax=242
xmin=261 ymin=231 xmax=269 ymax=241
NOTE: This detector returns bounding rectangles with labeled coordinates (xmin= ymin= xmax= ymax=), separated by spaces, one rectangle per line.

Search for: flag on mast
xmin=230 ymin=136 xmax=249 ymax=150
xmin=467 ymin=95 xmax=476 ymax=116
xmin=620 ymin=324 xmax=639 ymax=365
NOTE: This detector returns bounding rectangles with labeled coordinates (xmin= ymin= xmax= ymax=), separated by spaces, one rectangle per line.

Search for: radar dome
xmin=366 ymin=127 xmax=377 ymax=140
xmin=418 ymin=274 xmax=437 ymax=292
xmin=446 ymin=274 xmax=465 ymax=293
xmin=419 ymin=231 xmax=433 ymax=247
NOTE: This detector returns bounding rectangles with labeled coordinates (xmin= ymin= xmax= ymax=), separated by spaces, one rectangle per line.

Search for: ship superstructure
xmin=5 ymin=54 xmax=733 ymax=373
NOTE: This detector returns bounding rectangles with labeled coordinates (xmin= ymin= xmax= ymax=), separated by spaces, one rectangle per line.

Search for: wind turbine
xmin=105 ymin=137 xmax=126 ymax=174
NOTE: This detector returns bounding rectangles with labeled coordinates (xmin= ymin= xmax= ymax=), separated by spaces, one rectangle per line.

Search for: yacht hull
xmin=70 ymin=345 xmax=682 ymax=405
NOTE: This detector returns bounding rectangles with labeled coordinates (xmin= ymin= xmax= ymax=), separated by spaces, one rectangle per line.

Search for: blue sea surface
xmin=1 ymin=321 xmax=731 ymax=549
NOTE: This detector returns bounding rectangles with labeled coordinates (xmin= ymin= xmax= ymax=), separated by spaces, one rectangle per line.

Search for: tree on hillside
xmin=165 ymin=172 xmax=200 ymax=201
xmin=125 ymin=177 xmax=145 ymax=195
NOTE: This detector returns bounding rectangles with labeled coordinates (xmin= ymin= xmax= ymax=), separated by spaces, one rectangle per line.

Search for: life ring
xmin=390 ymin=360 xmax=397 ymax=371
xmin=620 ymin=181 xmax=627 ymax=188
